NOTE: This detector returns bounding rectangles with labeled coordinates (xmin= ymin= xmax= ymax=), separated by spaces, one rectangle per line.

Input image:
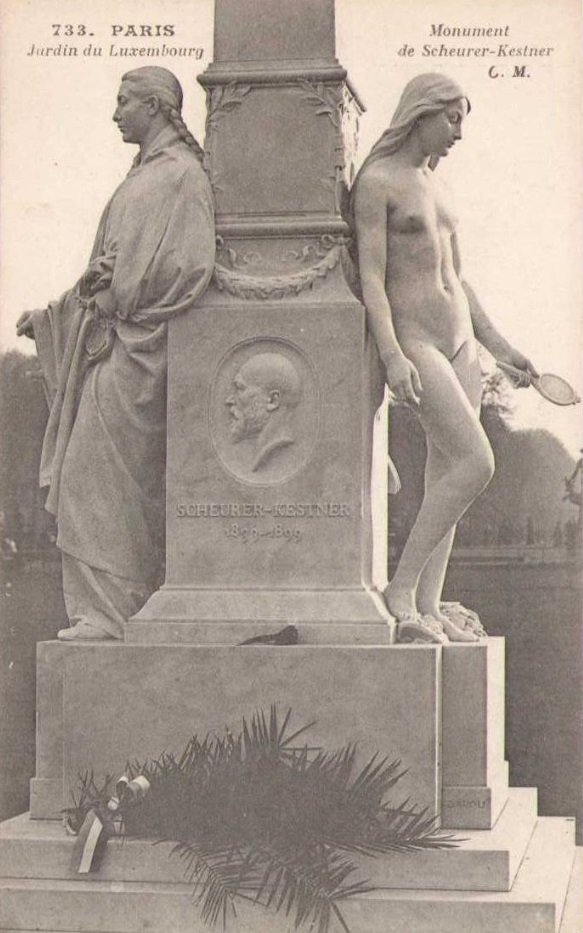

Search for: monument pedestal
xmin=29 ymin=638 xmax=510 ymax=830
xmin=2 ymin=638 xmax=580 ymax=933
xmin=3 ymin=3 xmax=580 ymax=931
xmin=128 ymin=210 xmax=392 ymax=645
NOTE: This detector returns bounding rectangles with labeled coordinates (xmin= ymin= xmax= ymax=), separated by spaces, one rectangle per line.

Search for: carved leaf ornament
xmin=297 ymin=79 xmax=343 ymax=128
xmin=204 ymin=82 xmax=251 ymax=185
xmin=206 ymin=82 xmax=252 ymax=133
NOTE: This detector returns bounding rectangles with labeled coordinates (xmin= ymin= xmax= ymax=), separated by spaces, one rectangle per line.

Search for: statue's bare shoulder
xmin=354 ymin=160 xmax=401 ymax=226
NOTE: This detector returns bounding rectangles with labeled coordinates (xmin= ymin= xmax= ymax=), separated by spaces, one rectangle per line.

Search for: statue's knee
xmin=474 ymin=445 xmax=495 ymax=492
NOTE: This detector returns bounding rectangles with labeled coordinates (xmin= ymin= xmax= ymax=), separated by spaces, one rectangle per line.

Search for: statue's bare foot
xmin=384 ymin=588 xmax=448 ymax=645
xmin=441 ymin=602 xmax=488 ymax=638
xmin=398 ymin=614 xmax=449 ymax=645
xmin=57 ymin=620 xmax=118 ymax=641
xmin=383 ymin=584 xmax=416 ymax=620
xmin=433 ymin=614 xmax=479 ymax=643
xmin=416 ymin=602 xmax=477 ymax=642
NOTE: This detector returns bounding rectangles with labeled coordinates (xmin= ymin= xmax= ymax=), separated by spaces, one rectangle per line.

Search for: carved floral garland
xmin=212 ymin=234 xmax=351 ymax=300
xmin=213 ymin=244 xmax=343 ymax=299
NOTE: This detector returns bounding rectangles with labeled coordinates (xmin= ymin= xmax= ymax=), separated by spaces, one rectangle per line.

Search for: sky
xmin=0 ymin=0 xmax=581 ymax=455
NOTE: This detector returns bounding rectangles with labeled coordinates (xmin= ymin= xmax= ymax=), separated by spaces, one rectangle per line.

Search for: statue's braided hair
xmin=121 ymin=66 xmax=204 ymax=165
xmin=158 ymin=102 xmax=205 ymax=164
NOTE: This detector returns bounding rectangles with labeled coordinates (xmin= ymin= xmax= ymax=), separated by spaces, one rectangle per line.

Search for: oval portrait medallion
xmin=210 ymin=338 xmax=320 ymax=486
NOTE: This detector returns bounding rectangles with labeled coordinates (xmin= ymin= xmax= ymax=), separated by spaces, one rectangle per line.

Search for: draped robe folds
xmin=32 ymin=126 xmax=215 ymax=636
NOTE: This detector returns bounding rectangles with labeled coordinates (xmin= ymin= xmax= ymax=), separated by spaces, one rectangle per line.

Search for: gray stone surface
xmin=213 ymin=0 xmax=336 ymax=64
xmin=30 ymin=641 xmax=442 ymax=819
xmin=32 ymin=639 xmax=508 ymax=829
xmin=441 ymin=638 xmax=508 ymax=828
xmin=441 ymin=760 xmax=509 ymax=830
xmin=442 ymin=639 xmax=505 ymax=786
xmin=444 ymin=560 xmax=583 ymax=842
xmin=163 ymin=303 xmax=378 ymax=590
xmin=0 ymin=788 xmax=539 ymax=893
xmin=126 ymin=617 xmax=394 ymax=646
xmin=132 ymin=252 xmax=388 ymax=636
xmin=0 ymin=817 xmax=576 ymax=933
xmin=31 ymin=638 xmax=509 ymax=830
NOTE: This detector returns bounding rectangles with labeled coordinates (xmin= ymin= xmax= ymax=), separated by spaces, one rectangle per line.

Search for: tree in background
xmin=388 ymin=363 xmax=576 ymax=554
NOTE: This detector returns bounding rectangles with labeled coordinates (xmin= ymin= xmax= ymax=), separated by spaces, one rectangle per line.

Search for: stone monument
xmin=0 ymin=2 xmax=580 ymax=932
xmin=124 ymin=0 xmax=392 ymax=646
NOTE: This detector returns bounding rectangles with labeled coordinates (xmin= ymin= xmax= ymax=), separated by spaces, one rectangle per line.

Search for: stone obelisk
xmin=127 ymin=0 xmax=392 ymax=644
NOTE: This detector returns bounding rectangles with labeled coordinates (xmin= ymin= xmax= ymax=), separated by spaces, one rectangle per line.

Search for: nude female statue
xmin=352 ymin=73 xmax=537 ymax=644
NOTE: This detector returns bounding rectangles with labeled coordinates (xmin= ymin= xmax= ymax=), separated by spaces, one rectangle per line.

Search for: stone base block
xmin=0 ymin=817 xmax=576 ymax=933
xmin=441 ymin=638 xmax=508 ymax=828
xmin=126 ymin=586 xmax=395 ymax=644
xmin=32 ymin=641 xmax=442 ymax=820
xmin=442 ymin=760 xmax=510 ymax=830
xmin=31 ymin=638 xmax=508 ymax=829
xmin=29 ymin=781 xmax=62 ymax=822
xmin=442 ymin=638 xmax=505 ymax=785
xmin=127 ymin=588 xmax=394 ymax=645
xmin=125 ymin=619 xmax=394 ymax=645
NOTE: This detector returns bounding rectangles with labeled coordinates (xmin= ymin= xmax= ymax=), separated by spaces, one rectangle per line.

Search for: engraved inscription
xmin=443 ymin=799 xmax=487 ymax=809
xmin=225 ymin=523 xmax=302 ymax=543
xmin=176 ymin=502 xmax=351 ymax=518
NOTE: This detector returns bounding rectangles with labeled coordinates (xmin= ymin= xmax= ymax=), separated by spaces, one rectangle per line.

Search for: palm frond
xmin=172 ymin=840 xmax=259 ymax=928
xmin=74 ymin=706 xmax=459 ymax=933
xmin=63 ymin=770 xmax=114 ymax=832
xmin=241 ymin=843 xmax=373 ymax=933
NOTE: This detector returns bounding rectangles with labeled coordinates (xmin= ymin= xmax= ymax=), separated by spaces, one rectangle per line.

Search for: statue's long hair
xmin=355 ymin=72 xmax=470 ymax=180
xmin=345 ymin=73 xmax=470 ymax=281
xmin=121 ymin=66 xmax=205 ymax=164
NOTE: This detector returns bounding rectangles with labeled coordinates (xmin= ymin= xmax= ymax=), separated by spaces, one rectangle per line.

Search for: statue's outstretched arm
xmin=452 ymin=233 xmax=538 ymax=379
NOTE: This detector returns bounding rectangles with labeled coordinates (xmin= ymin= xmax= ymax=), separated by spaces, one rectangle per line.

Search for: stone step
xmin=0 ymin=788 xmax=537 ymax=892
xmin=508 ymin=817 xmax=575 ymax=931
xmin=559 ymin=846 xmax=583 ymax=933
xmin=361 ymin=785 xmax=537 ymax=891
xmin=0 ymin=816 xmax=575 ymax=933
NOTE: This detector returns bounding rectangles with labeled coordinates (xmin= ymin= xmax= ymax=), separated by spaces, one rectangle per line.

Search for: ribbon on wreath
xmin=69 ymin=775 xmax=151 ymax=874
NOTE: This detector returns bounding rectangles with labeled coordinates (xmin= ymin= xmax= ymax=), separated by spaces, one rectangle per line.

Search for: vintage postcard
xmin=0 ymin=0 xmax=581 ymax=931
